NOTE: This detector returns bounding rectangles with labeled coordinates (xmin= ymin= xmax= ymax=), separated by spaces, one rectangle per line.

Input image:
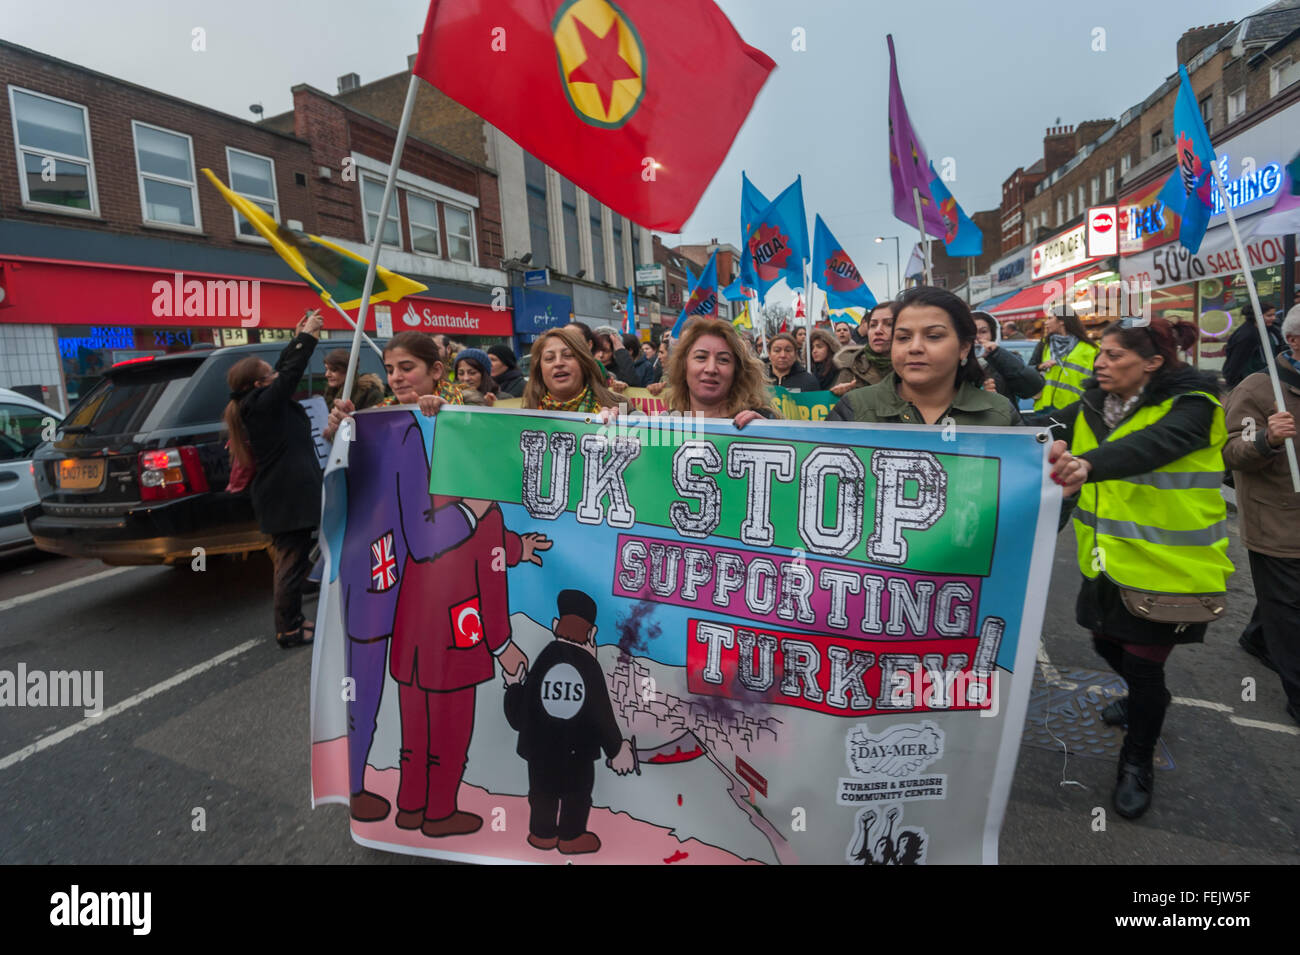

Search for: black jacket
xmin=1054 ymin=366 xmax=1223 ymax=645
xmin=607 ymin=347 xmax=643 ymax=386
xmin=496 ymin=367 xmax=526 ymax=398
xmin=770 ymin=361 xmax=821 ymax=392
xmin=1222 ymin=319 xmax=1284 ymax=389
xmin=981 ymin=344 xmax=1044 ymax=404
xmin=642 ymin=358 xmax=664 ymax=386
xmin=239 ymin=333 xmax=323 ymax=535
xmin=504 ymin=640 xmax=622 ymax=764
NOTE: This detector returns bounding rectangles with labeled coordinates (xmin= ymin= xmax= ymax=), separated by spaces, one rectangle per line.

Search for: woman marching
xmin=807 ymin=327 xmax=843 ymax=391
xmin=1048 ymin=317 xmax=1232 ymax=819
xmin=766 ymin=332 xmax=821 ymax=392
xmin=1030 ymin=304 xmax=1098 ymax=415
xmin=224 ymin=309 xmax=325 ymax=647
xmin=828 ymin=287 xmax=1015 ymax=426
xmin=324 ymin=331 xmax=464 ymax=440
xmin=972 ymin=309 xmax=1044 ymax=406
xmin=663 ymin=317 xmax=778 ymax=429
xmin=522 ymin=327 xmax=622 ymax=412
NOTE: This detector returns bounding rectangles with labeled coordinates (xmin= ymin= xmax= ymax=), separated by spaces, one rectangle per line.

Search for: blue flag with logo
xmin=811 ymin=215 xmax=877 ymax=311
xmin=738 ymin=172 xmax=770 ymax=291
xmin=720 ymin=276 xmax=751 ymax=301
xmin=1156 ymin=65 xmax=1217 ymax=254
xmin=927 ymin=164 xmax=983 ymax=258
xmin=624 ymin=286 xmax=636 ymax=336
xmin=672 ymin=248 xmax=719 ymax=337
xmin=745 ymin=176 xmax=809 ymax=298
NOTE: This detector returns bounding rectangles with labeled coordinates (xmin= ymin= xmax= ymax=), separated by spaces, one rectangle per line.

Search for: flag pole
xmin=802 ymin=259 xmax=814 ymax=370
xmin=325 ymin=299 xmax=385 ymax=360
xmin=752 ymin=289 xmax=766 ymax=357
xmin=341 ymin=74 xmax=422 ymax=402
xmin=1210 ymin=162 xmax=1300 ymax=492
xmin=913 ymin=187 xmax=932 ymax=285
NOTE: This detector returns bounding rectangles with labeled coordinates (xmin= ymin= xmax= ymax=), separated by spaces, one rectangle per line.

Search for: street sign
xmin=969 ymin=274 xmax=992 ymax=300
xmin=523 ymin=268 xmax=550 ymax=288
xmin=635 ymin=264 xmax=664 ymax=286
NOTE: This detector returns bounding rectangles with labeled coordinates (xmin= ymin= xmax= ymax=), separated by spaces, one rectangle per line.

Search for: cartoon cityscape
xmin=608 ymin=656 xmax=783 ymax=756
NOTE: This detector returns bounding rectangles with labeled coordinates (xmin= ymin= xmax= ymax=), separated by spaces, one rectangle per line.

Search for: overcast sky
xmin=4 ymin=0 xmax=1268 ymax=294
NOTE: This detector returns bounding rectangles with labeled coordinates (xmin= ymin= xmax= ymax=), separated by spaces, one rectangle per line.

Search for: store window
xmin=226 ymin=148 xmax=278 ymax=239
xmin=407 ymin=193 xmax=441 ymax=255
xmin=133 ymin=122 xmax=200 ymax=230
xmin=1196 ymin=266 xmax=1288 ymax=373
xmin=444 ymin=204 xmax=475 ymax=265
xmin=361 ymin=177 xmax=401 ymax=247
xmin=9 ymin=87 xmax=98 ymax=215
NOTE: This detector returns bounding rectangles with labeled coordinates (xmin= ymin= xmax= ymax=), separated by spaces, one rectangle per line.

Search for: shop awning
xmin=985 ymin=267 xmax=1107 ymax=317
xmin=971 ymin=289 xmax=1020 ymax=312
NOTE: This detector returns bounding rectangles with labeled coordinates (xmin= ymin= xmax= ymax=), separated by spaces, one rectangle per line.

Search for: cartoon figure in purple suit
xmin=339 ymin=411 xmax=492 ymax=822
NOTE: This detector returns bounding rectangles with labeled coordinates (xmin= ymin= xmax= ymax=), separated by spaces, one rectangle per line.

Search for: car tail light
xmin=138 ymin=446 xmax=209 ymax=501
xmin=113 ymin=355 xmax=155 ymax=368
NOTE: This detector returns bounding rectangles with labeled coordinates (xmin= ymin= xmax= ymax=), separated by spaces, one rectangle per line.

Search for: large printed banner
xmin=309 ymin=406 xmax=1058 ymax=864
xmin=770 ymin=386 xmax=838 ymax=420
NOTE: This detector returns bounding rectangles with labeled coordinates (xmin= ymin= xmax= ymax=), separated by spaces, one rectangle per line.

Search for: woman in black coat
xmin=972 ymin=310 xmax=1044 ymax=405
xmin=224 ymin=311 xmax=324 ymax=647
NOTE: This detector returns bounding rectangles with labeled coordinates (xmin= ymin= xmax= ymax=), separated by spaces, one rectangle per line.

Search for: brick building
xmin=0 ymin=40 xmax=323 ymax=408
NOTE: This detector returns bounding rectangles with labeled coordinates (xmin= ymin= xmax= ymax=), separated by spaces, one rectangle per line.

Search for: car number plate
xmin=57 ymin=458 xmax=104 ymax=489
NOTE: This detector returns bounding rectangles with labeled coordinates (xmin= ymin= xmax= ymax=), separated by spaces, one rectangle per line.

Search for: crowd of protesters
xmin=239 ymin=284 xmax=1297 ymax=825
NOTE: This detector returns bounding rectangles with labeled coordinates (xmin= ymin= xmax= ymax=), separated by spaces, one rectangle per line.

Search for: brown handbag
xmin=1119 ymin=588 xmax=1226 ymax=624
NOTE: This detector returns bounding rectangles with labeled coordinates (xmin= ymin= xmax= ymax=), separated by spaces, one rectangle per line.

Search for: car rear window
xmin=62 ymin=359 xmax=204 ymax=436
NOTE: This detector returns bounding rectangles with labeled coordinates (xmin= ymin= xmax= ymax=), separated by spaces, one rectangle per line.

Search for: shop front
xmin=985 ymin=223 xmax=1118 ymax=335
xmin=1119 ymin=100 xmax=1300 ymax=372
xmin=0 ymin=256 xmax=512 ymax=404
xmin=511 ymin=286 xmax=574 ymax=354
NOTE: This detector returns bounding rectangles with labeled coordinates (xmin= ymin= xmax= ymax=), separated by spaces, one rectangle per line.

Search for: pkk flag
xmin=887 ymin=35 xmax=945 ymax=238
xmin=746 ymin=176 xmax=810 ymax=297
xmin=812 ymin=214 xmax=877 ymax=310
xmin=732 ymin=300 xmax=752 ymax=329
xmin=1156 ymin=66 xmax=1218 ymax=254
xmin=202 ymin=169 xmax=427 ymax=309
xmin=927 ymin=163 xmax=983 ymax=257
xmin=672 ymin=248 xmax=719 ymax=336
xmin=1255 ymin=149 xmax=1300 ymax=237
xmin=413 ymin=0 xmax=775 ymax=232
xmin=624 ymin=285 xmax=636 ymax=335
xmin=738 ymin=171 xmax=771 ymax=289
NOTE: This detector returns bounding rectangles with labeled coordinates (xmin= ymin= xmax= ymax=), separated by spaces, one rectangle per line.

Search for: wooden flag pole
xmin=341 ymin=74 xmax=422 ymax=402
xmin=1211 ymin=161 xmax=1300 ymax=492
xmin=913 ymin=187 xmax=932 ymax=285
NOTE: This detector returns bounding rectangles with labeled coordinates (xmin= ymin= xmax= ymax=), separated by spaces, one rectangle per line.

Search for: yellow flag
xmin=201 ymin=168 xmax=427 ymax=309
xmin=732 ymin=301 xmax=752 ymax=329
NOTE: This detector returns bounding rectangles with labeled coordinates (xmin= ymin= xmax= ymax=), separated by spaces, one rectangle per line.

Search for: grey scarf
xmin=1102 ymin=391 xmax=1142 ymax=430
xmin=1048 ymin=334 xmax=1077 ymax=364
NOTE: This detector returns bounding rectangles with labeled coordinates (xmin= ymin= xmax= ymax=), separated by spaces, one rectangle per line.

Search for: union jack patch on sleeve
xmin=370 ymin=531 xmax=398 ymax=591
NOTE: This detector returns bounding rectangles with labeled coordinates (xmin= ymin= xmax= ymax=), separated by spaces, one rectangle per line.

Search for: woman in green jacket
xmin=828 ymin=287 xmax=1016 ymax=426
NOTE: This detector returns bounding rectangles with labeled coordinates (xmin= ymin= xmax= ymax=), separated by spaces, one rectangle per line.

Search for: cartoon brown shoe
xmin=557 ymin=832 xmax=601 ymax=855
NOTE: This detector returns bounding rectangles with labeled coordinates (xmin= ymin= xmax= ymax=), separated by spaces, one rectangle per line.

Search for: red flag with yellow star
xmin=413 ymin=0 xmax=774 ymax=231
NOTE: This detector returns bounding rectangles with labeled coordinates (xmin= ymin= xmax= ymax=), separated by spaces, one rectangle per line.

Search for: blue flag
xmin=1156 ymin=65 xmax=1218 ymax=254
xmin=624 ymin=285 xmax=636 ymax=336
xmin=672 ymin=249 xmax=719 ymax=337
xmin=745 ymin=176 xmax=810 ymax=298
xmin=738 ymin=172 xmax=770 ymax=291
xmin=927 ymin=164 xmax=983 ymax=258
xmin=811 ymin=214 xmax=877 ymax=310
xmin=720 ymin=276 xmax=751 ymax=301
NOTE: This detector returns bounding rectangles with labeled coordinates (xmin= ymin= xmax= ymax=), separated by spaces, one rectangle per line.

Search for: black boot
xmin=1101 ymin=688 xmax=1170 ymax=728
xmin=1113 ymin=747 xmax=1154 ymax=819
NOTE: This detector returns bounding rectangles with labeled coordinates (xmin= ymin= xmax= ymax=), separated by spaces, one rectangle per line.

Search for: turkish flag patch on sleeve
xmin=450 ymin=596 xmax=484 ymax=648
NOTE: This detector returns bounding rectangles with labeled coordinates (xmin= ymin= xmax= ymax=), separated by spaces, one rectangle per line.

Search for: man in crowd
xmin=1223 ymin=302 xmax=1284 ymax=389
xmin=1223 ymin=304 xmax=1300 ymax=727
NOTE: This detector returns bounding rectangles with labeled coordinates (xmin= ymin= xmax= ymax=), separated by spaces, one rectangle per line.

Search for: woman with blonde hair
xmin=522 ymin=327 xmax=622 ymax=412
xmin=664 ymin=319 xmax=778 ymax=429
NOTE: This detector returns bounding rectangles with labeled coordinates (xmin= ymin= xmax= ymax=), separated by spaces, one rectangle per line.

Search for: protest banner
xmin=310 ymin=405 xmax=1058 ymax=864
xmin=770 ymin=385 xmax=838 ymax=421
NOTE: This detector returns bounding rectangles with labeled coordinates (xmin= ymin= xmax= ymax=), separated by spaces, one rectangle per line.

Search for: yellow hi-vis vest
xmin=1071 ymin=391 xmax=1233 ymax=596
xmin=1034 ymin=340 xmax=1096 ymax=412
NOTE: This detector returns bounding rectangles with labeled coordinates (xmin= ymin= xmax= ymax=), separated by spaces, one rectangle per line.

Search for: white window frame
xmin=441 ymin=200 xmax=477 ymax=266
xmin=8 ymin=85 xmax=100 ymax=217
xmin=131 ymin=121 xmax=201 ymax=233
xmin=1090 ymin=176 xmax=1100 ymax=206
xmin=1067 ymin=193 xmax=1075 ymax=220
xmin=1105 ymin=166 xmax=1116 ymax=198
xmin=1056 ymin=199 xmax=1064 ymax=226
xmin=1227 ymin=87 xmax=1246 ymax=123
xmin=360 ymin=175 xmax=402 ymax=249
xmin=405 ymin=191 xmax=442 ymax=257
xmin=1120 ymin=154 xmax=1132 ymax=175
xmin=1270 ymin=58 xmax=1297 ymax=97
xmin=225 ymin=147 xmax=279 ymax=244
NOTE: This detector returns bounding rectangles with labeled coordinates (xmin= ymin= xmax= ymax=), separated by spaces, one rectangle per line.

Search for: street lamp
xmin=877 ymin=261 xmax=892 ymax=299
xmin=875 ymin=236 xmax=900 ymax=300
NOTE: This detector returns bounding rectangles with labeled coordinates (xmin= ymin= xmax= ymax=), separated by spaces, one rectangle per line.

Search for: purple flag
xmin=887 ymin=35 xmax=945 ymax=239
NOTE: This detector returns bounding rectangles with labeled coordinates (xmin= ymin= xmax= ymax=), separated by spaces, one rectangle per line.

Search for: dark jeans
xmin=527 ymin=758 xmax=595 ymax=841
xmin=1242 ymin=550 xmax=1300 ymax=711
xmin=269 ymin=528 xmax=314 ymax=634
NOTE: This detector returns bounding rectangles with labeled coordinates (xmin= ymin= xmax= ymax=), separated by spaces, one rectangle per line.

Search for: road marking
xmin=0 ymin=566 xmax=137 ymax=613
xmin=1036 ymin=643 xmax=1291 ymax=731
xmin=1229 ymin=715 xmax=1300 ymax=736
xmin=0 ymin=639 xmax=259 ymax=772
